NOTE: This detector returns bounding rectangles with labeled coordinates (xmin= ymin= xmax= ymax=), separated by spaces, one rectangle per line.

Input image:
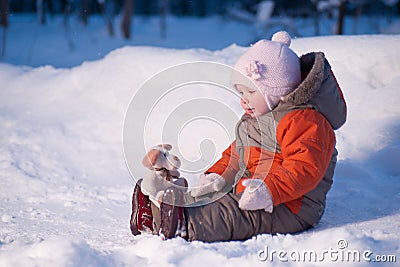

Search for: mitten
xmin=190 ymin=173 xmax=226 ymax=197
xmin=141 ymin=169 xmax=170 ymax=198
xmin=238 ymin=179 xmax=273 ymax=213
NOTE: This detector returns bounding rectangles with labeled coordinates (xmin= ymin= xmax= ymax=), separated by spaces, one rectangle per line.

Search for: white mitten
xmin=238 ymin=179 xmax=273 ymax=213
xmin=190 ymin=173 xmax=226 ymax=197
xmin=141 ymin=169 xmax=170 ymax=198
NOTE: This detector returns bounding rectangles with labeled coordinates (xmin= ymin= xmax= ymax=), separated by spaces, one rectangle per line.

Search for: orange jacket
xmin=207 ymin=109 xmax=335 ymax=215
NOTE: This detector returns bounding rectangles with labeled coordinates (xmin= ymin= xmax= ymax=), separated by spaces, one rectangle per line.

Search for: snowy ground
xmin=0 ymin=14 xmax=400 ymax=266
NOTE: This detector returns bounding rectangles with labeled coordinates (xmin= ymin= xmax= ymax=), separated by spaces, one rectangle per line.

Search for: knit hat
xmin=231 ymin=31 xmax=301 ymax=110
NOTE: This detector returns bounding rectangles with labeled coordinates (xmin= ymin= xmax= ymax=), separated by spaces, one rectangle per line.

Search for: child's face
xmin=236 ymin=84 xmax=269 ymax=118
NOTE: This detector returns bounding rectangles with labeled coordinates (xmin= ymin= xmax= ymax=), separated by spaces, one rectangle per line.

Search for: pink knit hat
xmin=231 ymin=31 xmax=301 ymax=110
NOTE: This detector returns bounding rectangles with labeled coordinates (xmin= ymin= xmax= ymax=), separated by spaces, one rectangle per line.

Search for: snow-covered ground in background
xmin=0 ymin=14 xmax=400 ymax=266
xmin=1 ymin=13 xmax=400 ymax=68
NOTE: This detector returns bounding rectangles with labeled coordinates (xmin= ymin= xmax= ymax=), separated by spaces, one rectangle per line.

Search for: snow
xmin=1 ymin=13 xmax=400 ymax=266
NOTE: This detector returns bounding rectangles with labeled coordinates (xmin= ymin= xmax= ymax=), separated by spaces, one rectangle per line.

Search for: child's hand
xmin=238 ymin=179 xmax=273 ymax=213
xmin=190 ymin=173 xmax=226 ymax=197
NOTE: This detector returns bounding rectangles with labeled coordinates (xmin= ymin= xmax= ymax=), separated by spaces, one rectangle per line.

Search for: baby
xmin=131 ymin=31 xmax=347 ymax=241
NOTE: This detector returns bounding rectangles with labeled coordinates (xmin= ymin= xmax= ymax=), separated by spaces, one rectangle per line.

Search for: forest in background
xmin=1 ymin=0 xmax=400 ymax=41
xmin=5 ymin=0 xmax=400 ymax=16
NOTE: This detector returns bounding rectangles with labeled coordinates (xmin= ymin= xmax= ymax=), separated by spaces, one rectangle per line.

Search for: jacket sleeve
xmin=264 ymin=109 xmax=335 ymax=206
xmin=206 ymin=141 xmax=240 ymax=186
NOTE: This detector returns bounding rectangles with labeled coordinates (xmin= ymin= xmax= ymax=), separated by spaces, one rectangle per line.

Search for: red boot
xmin=159 ymin=188 xmax=188 ymax=240
xmin=130 ymin=179 xmax=154 ymax=235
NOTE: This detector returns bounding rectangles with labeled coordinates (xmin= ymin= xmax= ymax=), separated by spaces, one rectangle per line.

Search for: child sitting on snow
xmin=130 ymin=31 xmax=347 ymax=242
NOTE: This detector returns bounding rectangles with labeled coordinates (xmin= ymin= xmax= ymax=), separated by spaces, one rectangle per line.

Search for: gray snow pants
xmin=185 ymin=193 xmax=312 ymax=242
xmin=152 ymin=192 xmax=312 ymax=242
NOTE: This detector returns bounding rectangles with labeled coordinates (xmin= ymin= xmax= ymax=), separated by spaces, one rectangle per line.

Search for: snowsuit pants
xmin=186 ymin=193 xmax=312 ymax=242
xmin=152 ymin=192 xmax=312 ymax=242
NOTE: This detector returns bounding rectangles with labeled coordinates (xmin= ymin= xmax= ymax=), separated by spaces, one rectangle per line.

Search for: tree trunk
xmin=63 ymin=0 xmax=74 ymax=50
xmin=353 ymin=3 xmax=363 ymax=34
xmin=336 ymin=1 xmax=346 ymax=35
xmin=196 ymin=0 xmax=206 ymax=16
xmin=0 ymin=0 xmax=8 ymax=57
xmin=311 ymin=0 xmax=320 ymax=36
xmin=121 ymin=0 xmax=134 ymax=39
xmin=397 ymin=1 xmax=400 ymax=15
xmin=98 ymin=0 xmax=114 ymax=36
xmin=0 ymin=0 xmax=8 ymax=27
xmin=181 ymin=0 xmax=190 ymax=15
xmin=37 ymin=0 xmax=45 ymax=24
xmin=81 ymin=0 xmax=91 ymax=26
xmin=160 ymin=0 xmax=167 ymax=38
xmin=314 ymin=9 xmax=320 ymax=36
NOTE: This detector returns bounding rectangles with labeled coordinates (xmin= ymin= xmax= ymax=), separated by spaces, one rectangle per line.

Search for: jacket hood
xmin=278 ymin=52 xmax=347 ymax=130
xmin=284 ymin=52 xmax=326 ymax=105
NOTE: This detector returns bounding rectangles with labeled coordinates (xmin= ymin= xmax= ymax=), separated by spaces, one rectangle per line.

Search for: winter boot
xmin=130 ymin=179 xmax=154 ymax=235
xmin=159 ymin=187 xmax=188 ymax=240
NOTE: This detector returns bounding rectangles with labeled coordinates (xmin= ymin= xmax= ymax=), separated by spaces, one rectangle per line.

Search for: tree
xmin=97 ymin=0 xmax=114 ymax=36
xmin=63 ymin=0 xmax=75 ymax=50
xmin=80 ymin=0 xmax=114 ymax=36
xmin=312 ymin=0 xmax=399 ymax=35
xmin=336 ymin=0 xmax=346 ymax=34
xmin=121 ymin=0 xmax=134 ymax=39
xmin=36 ymin=0 xmax=54 ymax=24
xmin=0 ymin=0 xmax=7 ymax=28
xmin=0 ymin=0 xmax=8 ymax=57
xmin=311 ymin=0 xmax=349 ymax=35
xmin=81 ymin=0 xmax=91 ymax=25
xmin=160 ymin=0 xmax=167 ymax=38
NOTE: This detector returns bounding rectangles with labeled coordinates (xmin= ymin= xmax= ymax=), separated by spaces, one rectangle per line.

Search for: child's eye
xmin=238 ymin=91 xmax=243 ymax=95
xmin=248 ymin=90 xmax=255 ymax=94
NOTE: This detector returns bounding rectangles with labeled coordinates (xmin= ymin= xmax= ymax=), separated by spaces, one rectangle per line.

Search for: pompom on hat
xmin=231 ymin=31 xmax=301 ymax=110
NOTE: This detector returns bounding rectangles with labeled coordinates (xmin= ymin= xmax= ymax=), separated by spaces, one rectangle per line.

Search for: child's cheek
xmin=240 ymin=99 xmax=247 ymax=110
